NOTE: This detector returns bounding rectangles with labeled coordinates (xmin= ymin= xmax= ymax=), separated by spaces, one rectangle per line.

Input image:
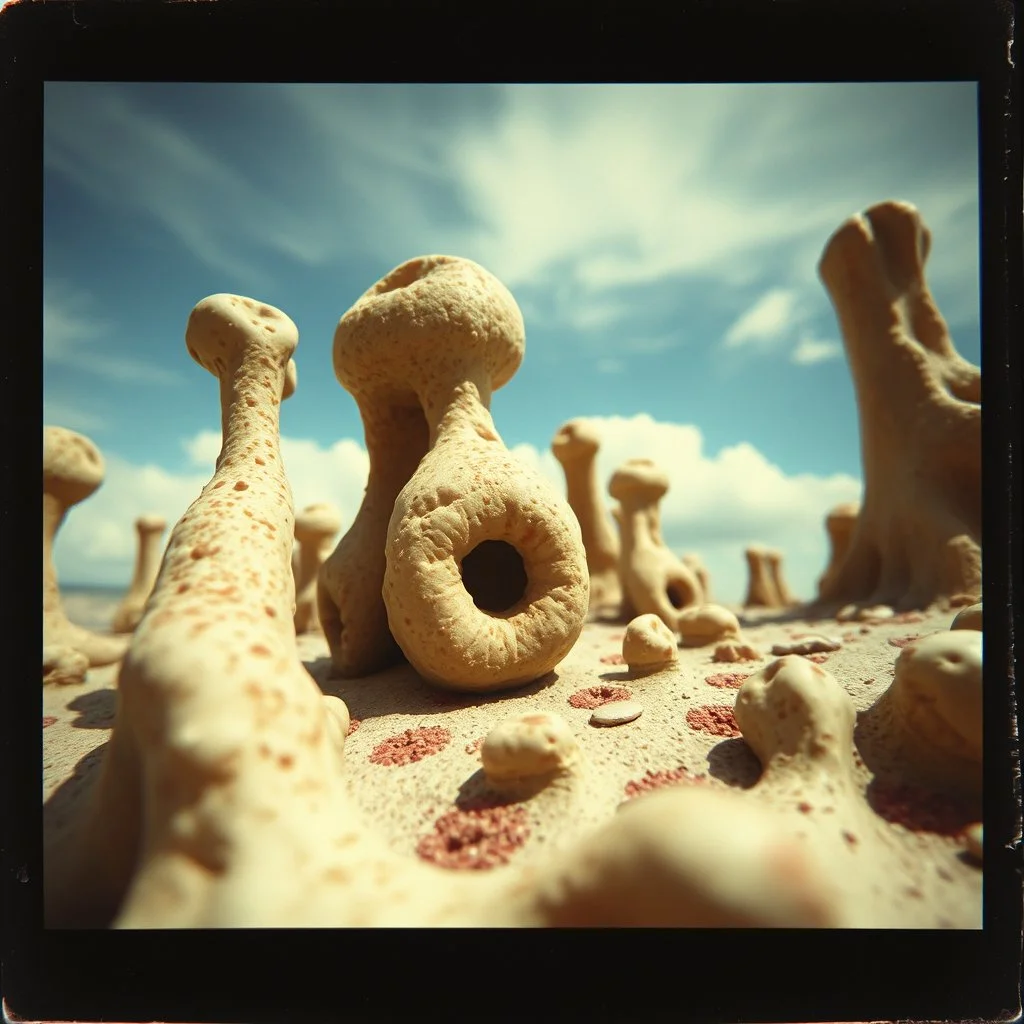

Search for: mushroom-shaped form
xmin=765 ymin=548 xmax=799 ymax=607
xmin=42 ymin=644 xmax=89 ymax=687
xmin=43 ymin=427 xmax=130 ymax=667
xmin=817 ymin=201 xmax=981 ymax=612
xmin=677 ymin=603 xmax=742 ymax=648
xmin=859 ymin=630 xmax=982 ymax=793
xmin=622 ymin=613 xmax=678 ymax=674
xmin=816 ymin=501 xmax=860 ymax=600
xmin=743 ymin=544 xmax=784 ymax=609
xmin=609 ymin=458 xmax=702 ymax=630
xmin=514 ymin=785 xmax=845 ymax=927
xmin=321 ymin=255 xmax=588 ymax=690
xmin=480 ymin=711 xmax=581 ymax=786
xmin=551 ymin=418 xmax=622 ymax=616
xmin=45 ymin=294 xmax=354 ymax=928
xmin=111 ymin=514 xmax=168 ymax=634
xmin=293 ymin=502 xmax=342 ymax=635
xmin=681 ymin=553 xmax=712 ymax=602
xmin=950 ymin=602 xmax=982 ymax=631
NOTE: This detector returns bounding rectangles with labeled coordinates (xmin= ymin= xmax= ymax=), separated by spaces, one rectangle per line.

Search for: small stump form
xmin=112 ymin=514 xmax=168 ymax=634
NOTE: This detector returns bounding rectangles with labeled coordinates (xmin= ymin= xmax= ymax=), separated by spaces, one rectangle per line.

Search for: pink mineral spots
xmin=686 ymin=704 xmax=742 ymax=738
xmin=704 ymin=672 xmax=750 ymax=689
xmin=623 ymin=766 xmax=708 ymax=799
xmin=368 ymin=726 xmax=452 ymax=766
xmin=415 ymin=804 xmax=530 ymax=870
xmin=568 ymin=685 xmax=632 ymax=709
xmin=43 ymin=716 xmax=58 ymax=729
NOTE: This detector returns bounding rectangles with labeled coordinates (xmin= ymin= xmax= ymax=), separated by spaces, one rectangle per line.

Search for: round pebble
xmin=590 ymin=700 xmax=643 ymax=727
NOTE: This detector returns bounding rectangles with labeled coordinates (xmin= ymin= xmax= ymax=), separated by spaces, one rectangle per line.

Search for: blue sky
xmin=43 ymin=82 xmax=981 ymax=603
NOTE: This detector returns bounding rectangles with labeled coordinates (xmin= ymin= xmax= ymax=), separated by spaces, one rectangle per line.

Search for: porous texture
xmin=677 ymin=603 xmax=742 ymax=648
xmin=111 ymin=514 xmax=168 ymax=634
xmin=551 ymin=418 xmax=622 ymax=617
xmin=43 ymin=427 xmax=130 ymax=667
xmin=319 ymin=256 xmax=587 ymax=691
xmin=621 ymin=613 xmax=678 ymax=673
xmin=609 ymin=459 xmax=703 ymax=629
xmin=293 ymin=502 xmax=341 ymax=635
xmin=817 ymin=201 xmax=981 ymax=613
xmin=480 ymin=711 xmax=580 ymax=783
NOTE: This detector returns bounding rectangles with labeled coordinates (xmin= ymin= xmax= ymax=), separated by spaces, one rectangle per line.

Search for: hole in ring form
xmin=460 ymin=540 xmax=528 ymax=614
xmin=666 ymin=583 xmax=691 ymax=610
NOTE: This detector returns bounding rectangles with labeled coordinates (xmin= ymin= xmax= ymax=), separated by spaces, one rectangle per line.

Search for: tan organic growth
xmin=765 ymin=549 xmax=799 ymax=607
xmin=743 ymin=544 xmax=785 ymax=609
xmin=551 ymin=418 xmax=622 ymax=617
xmin=111 ymin=514 xmax=168 ymax=634
xmin=621 ymin=613 xmax=678 ymax=674
xmin=677 ymin=603 xmax=743 ymax=648
xmin=42 ymin=645 xmax=89 ymax=687
xmin=950 ymin=602 xmax=982 ymax=631
xmin=293 ymin=502 xmax=342 ymax=635
xmin=817 ymin=201 xmax=981 ymax=612
xmin=681 ymin=553 xmax=712 ymax=602
xmin=43 ymin=427 xmax=130 ymax=667
xmin=480 ymin=711 xmax=581 ymax=784
xmin=609 ymin=459 xmax=702 ymax=629
xmin=320 ymin=255 xmax=588 ymax=691
xmin=817 ymin=502 xmax=861 ymax=599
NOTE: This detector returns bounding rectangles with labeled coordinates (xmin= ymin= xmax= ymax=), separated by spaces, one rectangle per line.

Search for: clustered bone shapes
xmin=743 ymin=544 xmax=798 ymax=610
xmin=111 ymin=514 xmax=168 ymax=634
xmin=317 ymin=256 xmax=589 ymax=691
xmin=47 ymin=289 xmax=889 ymax=929
xmin=816 ymin=200 xmax=981 ymax=613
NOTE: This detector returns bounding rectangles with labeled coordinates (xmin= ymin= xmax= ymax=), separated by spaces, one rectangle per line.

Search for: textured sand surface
xmin=43 ymin=597 xmax=982 ymax=928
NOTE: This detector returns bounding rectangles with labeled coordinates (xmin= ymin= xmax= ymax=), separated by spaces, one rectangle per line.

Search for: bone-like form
xmin=293 ymin=503 xmax=341 ymax=635
xmin=816 ymin=501 xmax=861 ymax=600
xmin=111 ymin=515 xmax=168 ymax=634
xmin=480 ymin=711 xmax=581 ymax=784
xmin=621 ymin=613 xmax=678 ymax=674
xmin=743 ymin=544 xmax=785 ymax=609
xmin=950 ymin=602 xmax=982 ymax=631
xmin=43 ymin=427 xmax=130 ymax=667
xmin=765 ymin=549 xmax=799 ymax=607
xmin=858 ymin=630 xmax=982 ymax=793
xmin=733 ymin=655 xmax=976 ymax=926
xmin=681 ymin=553 xmax=711 ymax=602
xmin=551 ymin=418 xmax=622 ymax=617
xmin=817 ymin=201 xmax=981 ymax=612
xmin=321 ymin=256 xmax=588 ymax=691
xmin=609 ymin=459 xmax=702 ymax=631
xmin=44 ymin=295 xmax=355 ymax=928
xmin=42 ymin=645 xmax=89 ymax=686
xmin=677 ymin=603 xmax=743 ymax=648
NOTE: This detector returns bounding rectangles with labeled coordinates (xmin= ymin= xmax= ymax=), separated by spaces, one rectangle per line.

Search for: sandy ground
xmin=43 ymin=597 xmax=983 ymax=928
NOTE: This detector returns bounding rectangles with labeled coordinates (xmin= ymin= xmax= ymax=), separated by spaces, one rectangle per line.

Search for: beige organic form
xmin=551 ymin=418 xmax=622 ymax=616
xmin=817 ymin=200 xmax=981 ymax=611
xmin=681 ymin=553 xmax=712 ymax=602
xmin=765 ymin=549 xmax=799 ymax=607
xmin=293 ymin=503 xmax=342 ymax=635
xmin=817 ymin=501 xmax=861 ymax=599
xmin=320 ymin=255 xmax=588 ymax=691
xmin=609 ymin=459 xmax=702 ymax=630
xmin=111 ymin=514 xmax=168 ymax=634
xmin=743 ymin=544 xmax=785 ymax=609
xmin=677 ymin=603 xmax=743 ymax=648
xmin=480 ymin=711 xmax=581 ymax=785
xmin=950 ymin=602 xmax=982 ymax=631
xmin=42 ymin=645 xmax=89 ymax=687
xmin=43 ymin=427 xmax=130 ymax=667
xmin=621 ymin=613 xmax=679 ymax=674
xmin=734 ymin=655 xmax=977 ymax=926
xmin=858 ymin=630 xmax=982 ymax=793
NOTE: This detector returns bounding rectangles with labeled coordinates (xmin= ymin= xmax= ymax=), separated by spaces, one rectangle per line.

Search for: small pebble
xmin=771 ymin=635 xmax=842 ymax=656
xmin=590 ymin=700 xmax=643 ymax=727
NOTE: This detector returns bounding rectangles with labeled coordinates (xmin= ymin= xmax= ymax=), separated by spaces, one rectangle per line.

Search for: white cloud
xmin=791 ymin=334 xmax=843 ymax=366
xmin=723 ymin=288 xmax=800 ymax=349
xmin=43 ymin=395 xmax=107 ymax=434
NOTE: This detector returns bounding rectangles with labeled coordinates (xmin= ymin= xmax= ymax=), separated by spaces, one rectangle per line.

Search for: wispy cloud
xmin=42 ymin=395 xmax=107 ymax=434
xmin=791 ymin=334 xmax=843 ymax=366
xmin=723 ymin=288 xmax=799 ymax=349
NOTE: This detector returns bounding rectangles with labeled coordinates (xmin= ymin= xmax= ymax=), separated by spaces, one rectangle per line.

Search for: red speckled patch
xmin=685 ymin=705 xmax=741 ymax=737
xmin=624 ymin=766 xmax=707 ymax=799
xmin=465 ymin=737 xmax=483 ymax=755
xmin=804 ymin=653 xmax=830 ymax=664
xmin=568 ymin=685 xmax=632 ymax=709
xmin=888 ymin=635 xmax=922 ymax=649
xmin=42 ymin=716 xmax=57 ymax=729
xmin=704 ymin=672 xmax=749 ymax=689
xmin=599 ymin=653 xmax=626 ymax=665
xmin=415 ymin=804 xmax=530 ymax=870
xmin=369 ymin=727 xmax=451 ymax=766
xmin=868 ymin=780 xmax=976 ymax=836
xmin=346 ymin=718 xmax=361 ymax=736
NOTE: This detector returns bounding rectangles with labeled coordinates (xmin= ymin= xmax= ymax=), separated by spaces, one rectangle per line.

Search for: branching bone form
xmin=43 ymin=427 xmax=130 ymax=667
xmin=817 ymin=200 xmax=981 ymax=611
xmin=111 ymin=514 xmax=168 ymax=634
xmin=321 ymin=255 xmax=588 ymax=691
xmin=816 ymin=501 xmax=861 ymax=600
xmin=609 ymin=458 xmax=703 ymax=631
xmin=551 ymin=418 xmax=622 ymax=616
xmin=293 ymin=503 xmax=341 ymax=635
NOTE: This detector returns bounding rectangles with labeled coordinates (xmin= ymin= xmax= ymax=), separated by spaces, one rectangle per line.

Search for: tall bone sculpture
xmin=817 ymin=201 xmax=981 ymax=611
xmin=551 ymin=417 xmax=622 ymax=617
xmin=43 ymin=427 xmax=130 ymax=666
xmin=111 ymin=514 xmax=168 ymax=634
xmin=293 ymin=502 xmax=341 ymax=635
xmin=318 ymin=256 xmax=588 ymax=690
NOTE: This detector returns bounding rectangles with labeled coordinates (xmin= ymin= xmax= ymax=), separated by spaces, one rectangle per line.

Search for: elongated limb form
xmin=817 ymin=201 xmax=981 ymax=612
xmin=43 ymin=427 xmax=130 ymax=667
xmin=293 ymin=503 xmax=341 ymax=635
xmin=322 ymin=256 xmax=589 ymax=691
xmin=743 ymin=544 xmax=783 ymax=609
xmin=111 ymin=514 xmax=168 ymax=634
